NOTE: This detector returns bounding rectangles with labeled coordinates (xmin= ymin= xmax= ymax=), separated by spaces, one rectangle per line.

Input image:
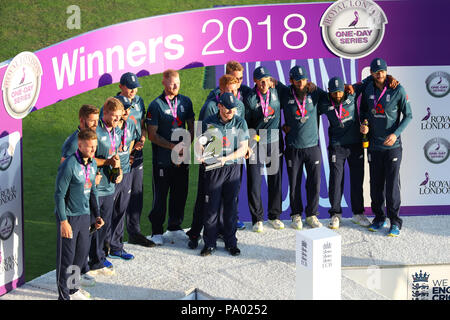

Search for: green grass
xmin=1 ymin=0 xmax=325 ymax=281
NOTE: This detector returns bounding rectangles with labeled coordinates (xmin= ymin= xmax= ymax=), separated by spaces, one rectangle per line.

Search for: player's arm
xmin=54 ymin=162 xmax=73 ymax=238
xmin=385 ymin=87 xmax=412 ymax=146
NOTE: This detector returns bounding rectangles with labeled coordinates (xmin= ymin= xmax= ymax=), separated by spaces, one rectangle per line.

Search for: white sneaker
xmin=306 ymin=216 xmax=323 ymax=228
xmin=69 ymin=289 xmax=91 ymax=300
xmin=164 ymin=230 xmax=188 ymax=242
xmin=252 ymin=221 xmax=264 ymax=233
xmin=268 ymin=219 xmax=285 ymax=230
xmin=80 ymin=273 xmax=96 ymax=287
xmin=151 ymin=234 xmax=164 ymax=245
xmin=87 ymin=267 xmax=115 ymax=277
xmin=291 ymin=214 xmax=303 ymax=230
xmin=328 ymin=214 xmax=341 ymax=229
xmin=352 ymin=214 xmax=371 ymax=227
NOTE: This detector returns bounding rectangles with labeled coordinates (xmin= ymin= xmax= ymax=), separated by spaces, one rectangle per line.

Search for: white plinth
xmin=296 ymin=227 xmax=341 ymax=300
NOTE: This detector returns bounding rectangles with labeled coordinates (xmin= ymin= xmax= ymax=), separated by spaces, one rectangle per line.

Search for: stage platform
xmin=1 ymin=215 xmax=449 ymax=300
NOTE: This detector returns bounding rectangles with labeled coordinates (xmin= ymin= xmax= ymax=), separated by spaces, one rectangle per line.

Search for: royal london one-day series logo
xmin=425 ymin=71 xmax=450 ymax=98
xmin=1 ymin=51 xmax=43 ymax=119
xmin=320 ymin=0 xmax=388 ymax=59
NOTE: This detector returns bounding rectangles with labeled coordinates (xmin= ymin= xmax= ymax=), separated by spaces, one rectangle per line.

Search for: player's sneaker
xmin=291 ymin=214 xmax=303 ymax=230
xmin=252 ymin=221 xmax=264 ymax=233
xmin=352 ymin=214 xmax=371 ymax=227
xmin=236 ymin=220 xmax=246 ymax=230
xmin=268 ymin=219 xmax=285 ymax=230
xmin=69 ymin=289 xmax=91 ymax=300
xmin=151 ymin=234 xmax=164 ymax=246
xmin=368 ymin=220 xmax=387 ymax=232
xmin=87 ymin=266 xmax=115 ymax=277
xmin=109 ymin=250 xmax=134 ymax=260
xmin=328 ymin=214 xmax=341 ymax=229
xmin=306 ymin=216 xmax=323 ymax=228
xmin=80 ymin=273 xmax=96 ymax=287
xmin=387 ymin=225 xmax=400 ymax=237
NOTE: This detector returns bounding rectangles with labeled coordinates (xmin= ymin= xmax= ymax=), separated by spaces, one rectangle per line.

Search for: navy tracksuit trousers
xmin=203 ymin=164 xmax=241 ymax=248
xmin=110 ymin=172 xmax=132 ymax=252
xmin=285 ymin=145 xmax=321 ymax=218
xmin=246 ymin=141 xmax=283 ymax=224
xmin=126 ymin=153 xmax=144 ymax=237
xmin=89 ymin=194 xmax=114 ymax=270
xmin=149 ymin=164 xmax=189 ymax=235
xmin=328 ymin=143 xmax=365 ymax=216
xmin=368 ymin=147 xmax=403 ymax=228
xmin=56 ymin=214 xmax=90 ymax=300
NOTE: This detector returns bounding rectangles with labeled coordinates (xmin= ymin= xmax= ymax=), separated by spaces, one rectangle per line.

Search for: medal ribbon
xmin=331 ymin=99 xmax=344 ymax=125
xmin=165 ymin=96 xmax=178 ymax=119
xmin=122 ymin=121 xmax=127 ymax=150
xmin=75 ymin=150 xmax=91 ymax=187
xmin=373 ymin=85 xmax=387 ymax=113
xmin=292 ymin=88 xmax=307 ymax=119
xmin=102 ymin=119 xmax=116 ymax=154
xmin=256 ymin=89 xmax=271 ymax=118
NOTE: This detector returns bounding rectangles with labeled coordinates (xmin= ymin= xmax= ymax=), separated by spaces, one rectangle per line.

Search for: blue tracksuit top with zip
xmin=117 ymin=118 xmax=139 ymax=174
xmin=145 ymin=91 xmax=195 ymax=167
xmin=202 ymin=113 xmax=249 ymax=165
xmin=244 ymin=87 xmax=281 ymax=144
xmin=318 ymin=92 xmax=361 ymax=146
xmin=360 ymin=83 xmax=412 ymax=150
xmin=54 ymin=152 xmax=100 ymax=222
xmin=279 ymin=84 xmax=323 ymax=149
xmin=95 ymin=121 xmax=122 ymax=196
xmin=61 ymin=127 xmax=80 ymax=159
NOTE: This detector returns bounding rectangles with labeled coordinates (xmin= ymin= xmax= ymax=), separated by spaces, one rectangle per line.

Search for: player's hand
xmin=134 ymin=141 xmax=144 ymax=151
xmin=306 ymin=82 xmax=317 ymax=93
xmin=360 ymin=124 xmax=369 ymax=134
xmin=344 ymin=84 xmax=355 ymax=95
xmin=282 ymin=124 xmax=291 ymax=134
xmin=383 ymin=134 xmax=397 ymax=146
xmin=95 ymin=172 xmax=102 ymax=185
xmin=95 ymin=217 xmax=104 ymax=230
xmin=60 ymin=220 xmax=73 ymax=239
xmin=115 ymin=169 xmax=123 ymax=184
xmin=387 ymin=75 xmax=399 ymax=89
xmin=108 ymin=155 xmax=120 ymax=168
xmin=245 ymin=146 xmax=253 ymax=160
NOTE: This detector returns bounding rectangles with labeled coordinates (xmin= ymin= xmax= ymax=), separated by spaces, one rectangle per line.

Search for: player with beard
xmin=87 ymin=97 xmax=123 ymax=276
xmin=55 ymin=129 xmax=104 ymax=300
xmin=359 ymin=58 xmax=412 ymax=237
xmin=146 ymin=69 xmax=195 ymax=246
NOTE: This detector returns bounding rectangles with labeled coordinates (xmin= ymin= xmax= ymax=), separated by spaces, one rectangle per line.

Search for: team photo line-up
xmin=55 ymin=58 xmax=412 ymax=300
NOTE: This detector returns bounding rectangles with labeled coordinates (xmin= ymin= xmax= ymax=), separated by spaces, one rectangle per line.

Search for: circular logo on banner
xmin=320 ymin=0 xmax=388 ymax=59
xmin=0 ymin=211 xmax=15 ymax=241
xmin=0 ymin=142 xmax=14 ymax=171
xmin=425 ymin=71 xmax=450 ymax=98
xmin=1 ymin=51 xmax=43 ymax=119
xmin=423 ymin=137 xmax=450 ymax=164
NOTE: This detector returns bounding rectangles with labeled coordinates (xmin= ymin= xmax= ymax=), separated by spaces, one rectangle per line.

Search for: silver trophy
xmin=195 ymin=130 xmax=223 ymax=171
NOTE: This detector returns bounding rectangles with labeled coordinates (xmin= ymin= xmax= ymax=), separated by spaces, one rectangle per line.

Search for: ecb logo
xmin=320 ymin=0 xmax=388 ymax=59
xmin=411 ymin=270 xmax=430 ymax=300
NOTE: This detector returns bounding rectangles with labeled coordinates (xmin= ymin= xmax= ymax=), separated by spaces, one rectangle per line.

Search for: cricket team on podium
xmin=54 ymin=58 xmax=412 ymax=299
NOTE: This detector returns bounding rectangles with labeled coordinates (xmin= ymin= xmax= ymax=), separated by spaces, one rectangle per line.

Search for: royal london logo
xmin=425 ymin=71 xmax=450 ymax=98
xmin=420 ymin=106 xmax=450 ymax=130
xmin=320 ymin=0 xmax=388 ymax=59
xmin=419 ymin=172 xmax=450 ymax=195
xmin=2 ymin=51 xmax=43 ymax=119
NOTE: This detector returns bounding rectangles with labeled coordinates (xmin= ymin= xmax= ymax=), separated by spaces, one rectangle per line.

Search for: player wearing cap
xmin=280 ymin=65 xmax=326 ymax=229
xmin=108 ymin=96 xmax=153 ymax=261
xmin=117 ymin=72 xmax=152 ymax=247
xmin=244 ymin=66 xmax=284 ymax=233
xmin=198 ymin=92 xmax=249 ymax=256
xmin=146 ymin=69 xmax=195 ymax=245
xmin=359 ymin=58 xmax=412 ymax=237
xmin=55 ymin=129 xmax=104 ymax=300
xmin=87 ymin=97 xmax=123 ymax=276
xmin=318 ymin=77 xmax=371 ymax=229
xmin=186 ymin=74 xmax=245 ymax=249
